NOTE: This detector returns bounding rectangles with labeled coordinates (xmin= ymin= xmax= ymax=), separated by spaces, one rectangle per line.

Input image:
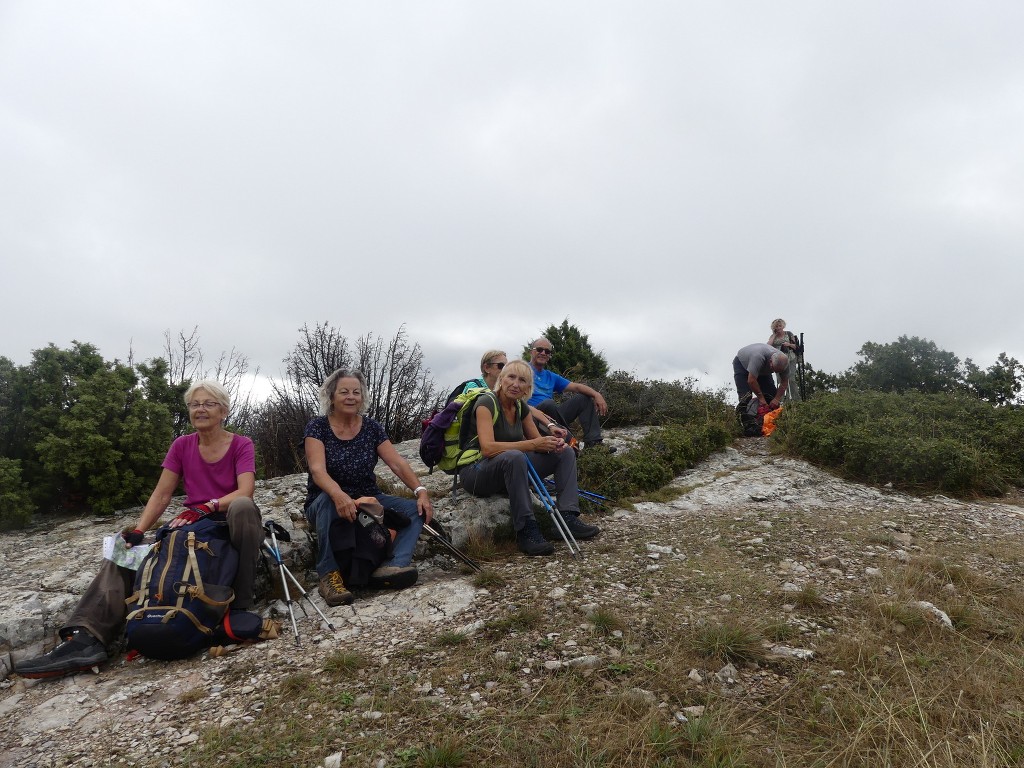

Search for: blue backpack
xmin=125 ymin=516 xmax=238 ymax=660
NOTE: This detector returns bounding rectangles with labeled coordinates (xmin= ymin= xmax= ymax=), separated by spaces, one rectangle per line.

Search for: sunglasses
xmin=489 ymin=361 xmax=506 ymax=369
xmin=532 ymin=347 xmax=554 ymax=354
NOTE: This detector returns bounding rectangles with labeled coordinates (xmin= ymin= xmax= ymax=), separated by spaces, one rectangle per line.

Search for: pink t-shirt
xmin=161 ymin=433 xmax=256 ymax=506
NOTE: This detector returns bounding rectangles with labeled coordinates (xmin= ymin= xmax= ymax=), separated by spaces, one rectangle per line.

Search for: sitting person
xmin=456 ymin=348 xmax=571 ymax=442
xmin=527 ymin=337 xmax=611 ymax=450
xmin=733 ymin=342 xmax=790 ymax=410
xmin=458 ymin=359 xmax=600 ymax=556
xmin=767 ymin=318 xmax=800 ymax=402
xmin=17 ymin=380 xmax=263 ymax=679
xmin=304 ymin=368 xmax=433 ymax=606
xmin=451 ymin=349 xmax=508 ymax=399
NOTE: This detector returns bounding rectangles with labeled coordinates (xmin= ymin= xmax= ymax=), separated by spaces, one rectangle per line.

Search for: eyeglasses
xmin=188 ymin=401 xmax=220 ymax=410
xmin=489 ymin=361 xmax=506 ymax=369
xmin=532 ymin=347 xmax=554 ymax=355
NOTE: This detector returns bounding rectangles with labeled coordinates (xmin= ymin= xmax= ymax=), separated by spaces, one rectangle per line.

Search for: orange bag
xmin=761 ymin=407 xmax=783 ymax=436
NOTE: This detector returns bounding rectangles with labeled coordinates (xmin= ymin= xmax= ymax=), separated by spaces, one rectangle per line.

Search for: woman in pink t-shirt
xmin=16 ymin=380 xmax=263 ymax=680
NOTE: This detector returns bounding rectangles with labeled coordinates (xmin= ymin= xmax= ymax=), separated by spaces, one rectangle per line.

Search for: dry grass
xmin=172 ymin=499 xmax=1024 ymax=768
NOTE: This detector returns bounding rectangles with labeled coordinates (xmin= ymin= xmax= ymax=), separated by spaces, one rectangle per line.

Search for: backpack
xmin=420 ymin=388 xmax=522 ymax=474
xmin=125 ymin=516 xmax=239 ymax=660
xmin=736 ymin=392 xmax=764 ymax=437
xmin=445 ymin=378 xmax=486 ymax=406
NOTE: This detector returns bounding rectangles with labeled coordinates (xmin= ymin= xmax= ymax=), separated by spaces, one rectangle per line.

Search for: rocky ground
xmin=2 ymin=435 xmax=1023 ymax=767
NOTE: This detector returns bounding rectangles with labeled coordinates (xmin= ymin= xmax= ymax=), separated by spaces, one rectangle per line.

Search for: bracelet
xmin=546 ymin=422 xmax=557 ymax=428
xmin=208 ymin=498 xmax=220 ymax=512
xmin=413 ymin=485 xmax=427 ymax=496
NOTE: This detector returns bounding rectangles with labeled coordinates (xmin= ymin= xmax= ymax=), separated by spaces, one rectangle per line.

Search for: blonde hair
xmin=480 ymin=349 xmax=506 ymax=375
xmin=494 ymin=359 xmax=534 ymax=401
xmin=771 ymin=318 xmax=786 ymax=332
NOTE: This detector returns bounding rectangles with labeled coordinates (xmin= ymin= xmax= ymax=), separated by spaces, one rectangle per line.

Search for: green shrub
xmin=0 ymin=457 xmax=33 ymax=530
xmin=597 ymin=371 xmax=736 ymax=429
xmin=578 ymin=421 xmax=733 ymax=501
xmin=772 ymin=391 xmax=1024 ymax=496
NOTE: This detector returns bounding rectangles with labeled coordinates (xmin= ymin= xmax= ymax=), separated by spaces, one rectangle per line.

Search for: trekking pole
xmin=422 ymin=522 xmax=482 ymax=572
xmin=261 ymin=522 xmax=337 ymax=643
xmin=262 ymin=526 xmax=300 ymax=645
xmin=544 ymin=478 xmax=607 ymax=505
xmin=526 ymin=460 xmax=581 ymax=557
xmin=798 ymin=332 xmax=807 ymax=401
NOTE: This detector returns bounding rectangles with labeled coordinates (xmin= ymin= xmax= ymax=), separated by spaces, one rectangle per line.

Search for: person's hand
xmin=768 ymin=399 xmax=781 ymax=410
xmin=592 ymin=393 xmax=608 ymax=417
xmin=416 ymin=491 xmax=434 ymax=524
xmin=169 ymin=505 xmax=209 ymax=528
xmin=549 ymin=424 xmax=568 ymax=440
xmin=533 ymin=435 xmax=562 ymax=453
xmin=121 ymin=527 xmax=145 ymax=547
xmin=333 ymin=493 xmax=359 ymax=522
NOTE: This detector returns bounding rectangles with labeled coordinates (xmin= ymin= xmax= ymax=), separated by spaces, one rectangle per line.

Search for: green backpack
xmin=435 ymin=388 xmax=523 ymax=474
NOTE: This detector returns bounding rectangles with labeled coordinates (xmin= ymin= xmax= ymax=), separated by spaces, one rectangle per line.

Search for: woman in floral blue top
xmin=304 ymin=369 xmax=433 ymax=606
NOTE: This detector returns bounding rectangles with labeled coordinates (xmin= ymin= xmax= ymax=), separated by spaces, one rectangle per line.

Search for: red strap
xmin=222 ymin=611 xmax=241 ymax=642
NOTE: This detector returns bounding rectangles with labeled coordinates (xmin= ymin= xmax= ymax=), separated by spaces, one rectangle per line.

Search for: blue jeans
xmin=305 ymin=492 xmax=423 ymax=577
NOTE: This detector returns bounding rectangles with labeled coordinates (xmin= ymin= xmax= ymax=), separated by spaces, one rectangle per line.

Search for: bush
xmin=772 ymin=391 xmax=1024 ymax=496
xmin=598 ymin=371 xmax=736 ymax=429
xmin=0 ymin=458 xmax=33 ymax=530
xmin=578 ymin=421 xmax=733 ymax=501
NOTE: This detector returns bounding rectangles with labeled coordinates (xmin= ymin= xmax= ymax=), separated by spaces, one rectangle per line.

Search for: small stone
xmin=687 ymin=669 xmax=703 ymax=683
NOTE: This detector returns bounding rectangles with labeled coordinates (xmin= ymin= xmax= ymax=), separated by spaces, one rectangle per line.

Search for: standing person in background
xmin=767 ymin=319 xmax=801 ymax=402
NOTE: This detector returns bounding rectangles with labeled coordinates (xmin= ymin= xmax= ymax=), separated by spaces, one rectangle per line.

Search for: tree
xmin=0 ymin=457 xmax=32 ymax=530
xmin=843 ymin=336 xmax=962 ymax=394
xmin=525 ymin=319 xmax=609 ymax=381
xmin=357 ymin=325 xmax=437 ymax=443
xmin=964 ymin=352 xmax=1024 ymax=406
xmin=251 ymin=323 xmax=438 ymax=477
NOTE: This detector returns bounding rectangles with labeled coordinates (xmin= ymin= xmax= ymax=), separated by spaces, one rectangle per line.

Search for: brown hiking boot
xmin=318 ymin=571 xmax=354 ymax=606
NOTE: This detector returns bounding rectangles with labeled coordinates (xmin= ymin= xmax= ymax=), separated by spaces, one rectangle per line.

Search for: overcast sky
xmin=2 ymin=2 xmax=1022 ymax=402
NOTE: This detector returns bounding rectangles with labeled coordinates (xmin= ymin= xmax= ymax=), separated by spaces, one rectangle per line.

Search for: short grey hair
xmin=184 ymin=380 xmax=231 ymax=413
xmin=318 ymin=369 xmax=368 ymax=415
xmin=770 ymin=352 xmax=790 ymax=372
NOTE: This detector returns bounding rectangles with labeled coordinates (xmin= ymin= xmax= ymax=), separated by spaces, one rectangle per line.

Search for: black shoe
xmin=562 ymin=514 xmax=600 ymax=540
xmin=517 ymin=520 xmax=554 ymax=556
xmin=16 ymin=629 xmax=108 ymax=679
xmin=367 ymin=565 xmax=419 ymax=590
xmin=586 ymin=440 xmax=617 ymax=454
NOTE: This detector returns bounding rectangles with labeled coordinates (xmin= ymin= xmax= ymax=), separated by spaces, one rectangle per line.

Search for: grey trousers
xmin=459 ymin=449 xmax=579 ymax=532
xmin=62 ymin=498 xmax=263 ymax=645
xmin=536 ymin=394 xmax=603 ymax=443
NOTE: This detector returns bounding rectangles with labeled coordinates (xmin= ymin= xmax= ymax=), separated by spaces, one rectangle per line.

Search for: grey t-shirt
xmin=736 ymin=343 xmax=787 ymax=376
xmin=470 ymin=392 xmax=524 ymax=443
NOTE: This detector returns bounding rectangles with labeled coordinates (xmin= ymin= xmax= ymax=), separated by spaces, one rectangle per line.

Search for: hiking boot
xmin=368 ymin=565 xmax=418 ymax=590
xmin=16 ymin=629 xmax=108 ymax=679
xmin=585 ymin=440 xmax=617 ymax=454
xmin=516 ymin=520 xmax=554 ymax=556
xmin=562 ymin=514 xmax=600 ymax=540
xmin=318 ymin=571 xmax=354 ymax=606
